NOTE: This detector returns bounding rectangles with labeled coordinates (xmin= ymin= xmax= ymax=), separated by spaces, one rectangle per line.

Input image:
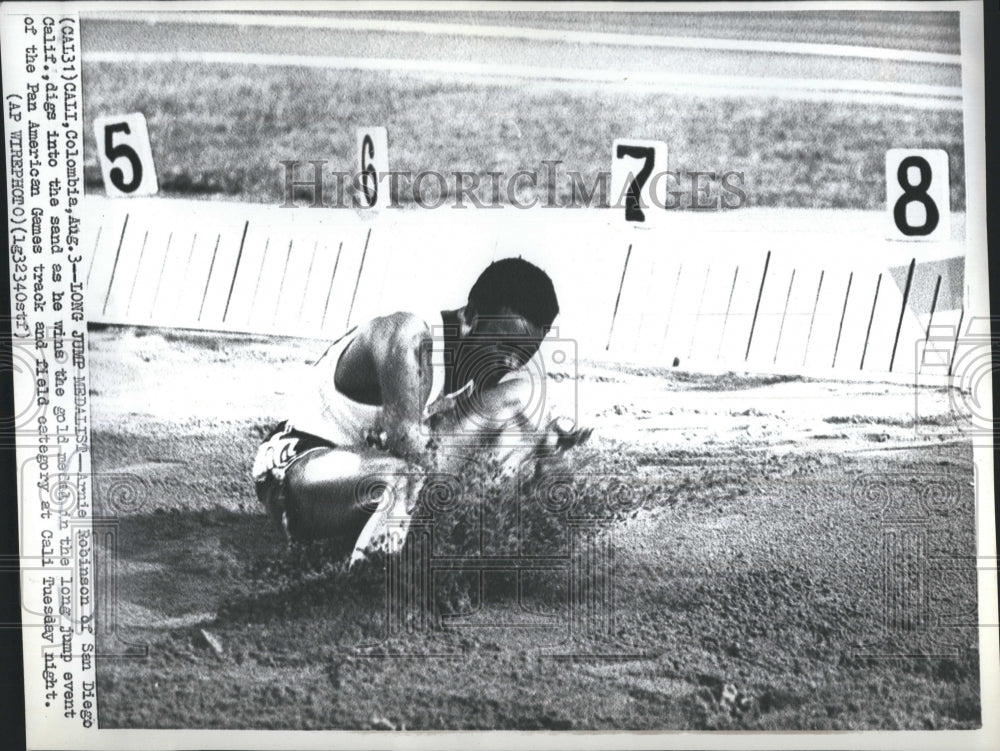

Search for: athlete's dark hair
xmin=467 ymin=257 xmax=559 ymax=330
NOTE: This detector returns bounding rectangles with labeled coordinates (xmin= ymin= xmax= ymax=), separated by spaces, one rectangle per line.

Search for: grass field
xmin=80 ymin=62 xmax=966 ymax=211
xmin=89 ymin=326 xmax=980 ymax=730
xmin=93 ymin=10 xmax=960 ymax=52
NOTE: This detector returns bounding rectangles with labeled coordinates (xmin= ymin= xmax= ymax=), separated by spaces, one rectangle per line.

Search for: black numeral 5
xmin=103 ymin=122 xmax=143 ymax=193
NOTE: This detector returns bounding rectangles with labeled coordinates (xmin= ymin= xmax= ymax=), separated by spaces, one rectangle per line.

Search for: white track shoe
xmin=348 ymin=477 xmax=417 ymax=569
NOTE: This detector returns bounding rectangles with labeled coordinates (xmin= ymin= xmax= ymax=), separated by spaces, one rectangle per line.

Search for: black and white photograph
xmin=2 ymin=1 xmax=997 ymax=747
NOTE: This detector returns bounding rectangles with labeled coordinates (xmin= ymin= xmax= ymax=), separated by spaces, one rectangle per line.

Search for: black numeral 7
xmin=616 ymin=145 xmax=655 ymax=222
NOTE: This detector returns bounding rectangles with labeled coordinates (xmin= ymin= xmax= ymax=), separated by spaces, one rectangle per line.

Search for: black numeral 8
xmin=893 ymin=156 xmax=939 ymax=236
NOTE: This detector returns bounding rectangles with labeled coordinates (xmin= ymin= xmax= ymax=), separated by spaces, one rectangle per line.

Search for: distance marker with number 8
xmin=885 ymin=148 xmax=949 ymax=242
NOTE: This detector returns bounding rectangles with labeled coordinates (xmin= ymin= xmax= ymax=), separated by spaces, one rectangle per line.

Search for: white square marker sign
xmin=93 ymin=112 xmax=159 ymax=197
xmin=611 ymin=139 xmax=668 ymax=227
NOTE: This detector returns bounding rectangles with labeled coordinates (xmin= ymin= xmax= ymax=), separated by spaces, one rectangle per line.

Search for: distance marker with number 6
xmin=356 ymin=126 xmax=388 ymax=210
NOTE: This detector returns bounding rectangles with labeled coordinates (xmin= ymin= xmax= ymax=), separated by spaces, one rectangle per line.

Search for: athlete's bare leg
xmin=279 ymin=380 xmax=590 ymax=559
xmin=281 ymin=449 xmax=414 ymax=553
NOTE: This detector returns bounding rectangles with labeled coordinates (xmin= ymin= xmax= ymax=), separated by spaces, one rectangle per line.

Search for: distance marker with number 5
xmin=93 ymin=112 xmax=158 ymax=198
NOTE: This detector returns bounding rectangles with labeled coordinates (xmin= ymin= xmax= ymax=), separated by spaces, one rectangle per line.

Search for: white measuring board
xmin=81 ymin=196 xmax=967 ymax=383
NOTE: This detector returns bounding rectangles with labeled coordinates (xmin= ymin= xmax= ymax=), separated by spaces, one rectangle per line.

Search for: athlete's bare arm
xmin=335 ymin=312 xmax=434 ymax=465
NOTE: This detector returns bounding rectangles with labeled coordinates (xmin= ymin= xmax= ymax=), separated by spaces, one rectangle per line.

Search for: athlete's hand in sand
xmin=537 ymin=417 xmax=593 ymax=458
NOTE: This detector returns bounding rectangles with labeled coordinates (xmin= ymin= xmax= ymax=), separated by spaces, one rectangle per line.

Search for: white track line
xmin=89 ymin=12 xmax=962 ymax=67
xmin=83 ymin=51 xmax=962 ymax=110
